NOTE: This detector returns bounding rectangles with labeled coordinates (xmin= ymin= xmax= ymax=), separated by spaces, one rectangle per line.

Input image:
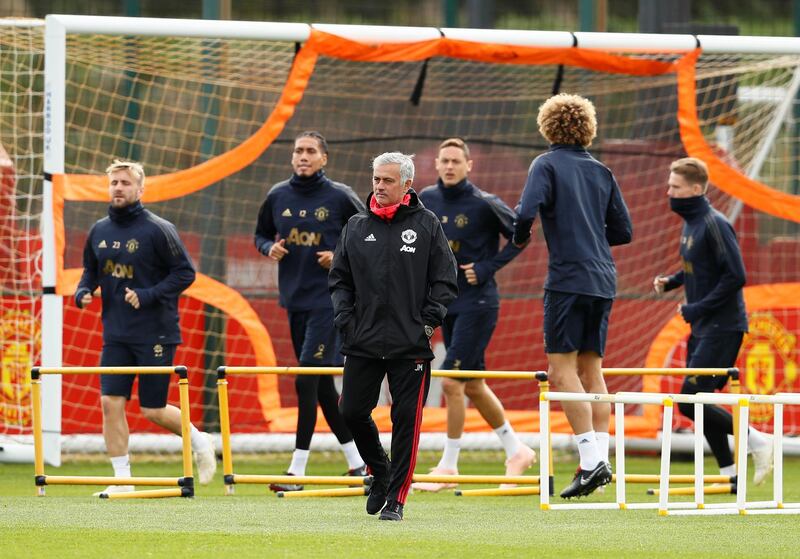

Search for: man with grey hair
xmin=330 ymin=152 xmax=458 ymax=521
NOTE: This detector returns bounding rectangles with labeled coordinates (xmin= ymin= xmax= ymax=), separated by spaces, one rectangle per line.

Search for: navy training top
xmin=513 ymin=144 xmax=632 ymax=299
xmin=418 ymin=178 xmax=522 ymax=313
xmin=254 ymin=171 xmax=364 ymax=311
xmin=664 ymin=195 xmax=748 ymax=336
xmin=75 ymin=201 xmax=196 ymax=345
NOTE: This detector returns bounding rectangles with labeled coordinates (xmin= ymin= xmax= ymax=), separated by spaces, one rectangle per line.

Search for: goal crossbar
xmin=46 ymin=14 xmax=800 ymax=54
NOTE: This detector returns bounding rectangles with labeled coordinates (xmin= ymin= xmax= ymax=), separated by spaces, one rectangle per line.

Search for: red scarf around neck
xmin=370 ymin=192 xmax=411 ymax=221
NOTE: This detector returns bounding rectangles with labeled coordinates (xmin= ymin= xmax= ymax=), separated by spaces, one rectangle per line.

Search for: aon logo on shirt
xmin=103 ymin=259 xmax=134 ymax=279
xmin=400 ymin=245 xmax=416 ymax=253
xmin=286 ymin=227 xmax=321 ymax=247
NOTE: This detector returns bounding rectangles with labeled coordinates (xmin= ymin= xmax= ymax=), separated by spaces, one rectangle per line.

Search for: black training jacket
xmin=328 ymin=190 xmax=458 ymax=360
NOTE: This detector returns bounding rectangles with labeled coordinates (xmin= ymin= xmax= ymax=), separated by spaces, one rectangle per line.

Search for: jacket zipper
xmin=381 ymin=218 xmax=391 ymax=359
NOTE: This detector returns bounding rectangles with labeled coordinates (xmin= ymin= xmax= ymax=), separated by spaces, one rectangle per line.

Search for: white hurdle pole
xmin=657 ymin=398 xmax=674 ymax=515
xmin=774 ymin=403 xmax=784 ymax=508
xmin=614 ymin=402 xmax=626 ymax=509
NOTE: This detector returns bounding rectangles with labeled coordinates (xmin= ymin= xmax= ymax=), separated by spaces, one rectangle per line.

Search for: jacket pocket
xmin=334 ymin=311 xmax=354 ymax=344
xmin=344 ymin=319 xmax=357 ymax=346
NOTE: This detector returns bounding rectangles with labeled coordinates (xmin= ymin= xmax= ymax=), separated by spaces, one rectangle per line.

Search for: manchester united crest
xmin=455 ymin=214 xmax=469 ymax=228
xmin=0 ymin=308 xmax=40 ymax=428
xmin=401 ymin=229 xmax=417 ymax=244
xmin=315 ymin=207 xmax=329 ymax=222
xmin=741 ymin=312 xmax=798 ymax=422
xmin=126 ymin=239 xmax=139 ymax=253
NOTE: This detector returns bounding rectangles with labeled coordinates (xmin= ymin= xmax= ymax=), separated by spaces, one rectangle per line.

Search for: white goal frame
xmin=25 ymin=14 xmax=800 ymax=464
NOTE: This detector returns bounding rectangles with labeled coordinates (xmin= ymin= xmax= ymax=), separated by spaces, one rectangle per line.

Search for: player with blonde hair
xmin=654 ymin=156 xmax=773 ymax=485
xmin=76 ymin=159 xmax=216 ymax=496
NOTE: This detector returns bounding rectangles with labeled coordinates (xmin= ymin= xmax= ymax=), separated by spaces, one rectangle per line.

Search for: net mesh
xmin=0 ymin=21 xmax=44 ymax=445
xmin=2 ymin=22 xmax=800 ymax=451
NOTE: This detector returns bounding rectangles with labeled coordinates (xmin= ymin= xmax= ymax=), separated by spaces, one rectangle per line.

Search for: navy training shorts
xmin=682 ymin=332 xmax=744 ymax=392
xmin=542 ymin=290 xmax=613 ymax=356
xmin=100 ymin=342 xmax=176 ymax=408
xmin=441 ymin=307 xmax=499 ymax=378
xmin=288 ymin=307 xmax=344 ymax=366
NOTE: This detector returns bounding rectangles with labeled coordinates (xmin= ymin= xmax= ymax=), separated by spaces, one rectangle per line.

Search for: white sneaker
xmin=92 ymin=485 xmax=134 ymax=497
xmin=195 ymin=432 xmax=217 ymax=486
xmin=752 ymin=441 xmax=773 ymax=486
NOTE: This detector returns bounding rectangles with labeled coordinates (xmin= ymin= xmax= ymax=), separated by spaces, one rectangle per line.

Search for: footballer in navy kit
xmin=513 ymin=94 xmax=632 ymax=499
xmin=653 ymin=156 xmax=773 ymax=486
xmin=254 ymin=131 xmax=366 ymax=490
xmin=75 ymin=159 xmax=216 ymax=496
xmin=413 ymin=138 xmax=536 ymax=493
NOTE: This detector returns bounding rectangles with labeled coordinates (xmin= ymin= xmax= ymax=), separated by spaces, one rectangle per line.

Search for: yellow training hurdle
xmin=278 ymin=487 xmax=369 ymax=499
xmin=215 ymin=366 xmax=547 ymax=496
xmin=31 ymin=366 xmax=195 ymax=499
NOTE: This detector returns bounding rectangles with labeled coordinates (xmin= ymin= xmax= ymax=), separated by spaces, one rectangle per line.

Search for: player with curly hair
xmin=514 ymin=94 xmax=633 ymax=498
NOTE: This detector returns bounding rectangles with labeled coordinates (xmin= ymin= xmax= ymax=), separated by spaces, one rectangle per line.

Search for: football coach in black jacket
xmin=329 ymin=152 xmax=458 ymax=521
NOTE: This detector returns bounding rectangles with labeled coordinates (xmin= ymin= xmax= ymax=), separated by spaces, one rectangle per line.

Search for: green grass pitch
xmin=1 ymin=451 xmax=796 ymax=558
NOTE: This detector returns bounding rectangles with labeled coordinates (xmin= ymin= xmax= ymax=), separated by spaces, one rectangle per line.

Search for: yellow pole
xmin=31 ymin=369 xmax=45 ymax=496
xmin=177 ymin=372 xmax=194 ymax=486
xmin=232 ymin=474 xmax=368 ymax=486
xmin=456 ymin=486 xmax=540 ymax=497
xmin=614 ymin=473 xmax=732 ymax=484
xmin=412 ymin=474 xmax=540 ymax=485
xmin=277 ymin=487 xmax=368 ymax=498
xmin=603 ymin=368 xmax=729 ymax=376
xmin=647 ymin=484 xmax=734 ymax=496
xmin=35 ymin=366 xmax=177 ymax=374
xmin=217 ymin=375 xmax=234 ymax=495
xmin=43 ymin=475 xmax=182 ymax=486
xmin=103 ymin=488 xmax=185 ymax=500
xmin=221 ymin=366 xmax=544 ymax=380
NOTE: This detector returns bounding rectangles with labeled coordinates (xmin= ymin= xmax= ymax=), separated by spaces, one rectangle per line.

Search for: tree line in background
xmin=2 ymin=0 xmax=795 ymax=36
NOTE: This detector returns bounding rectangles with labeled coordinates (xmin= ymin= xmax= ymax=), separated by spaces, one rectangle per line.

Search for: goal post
xmin=3 ymin=15 xmax=800 ymax=463
xmin=41 ymin=15 xmax=67 ymax=467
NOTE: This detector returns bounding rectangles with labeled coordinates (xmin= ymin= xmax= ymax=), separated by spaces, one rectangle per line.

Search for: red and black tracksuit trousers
xmin=339 ymin=356 xmax=431 ymax=505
